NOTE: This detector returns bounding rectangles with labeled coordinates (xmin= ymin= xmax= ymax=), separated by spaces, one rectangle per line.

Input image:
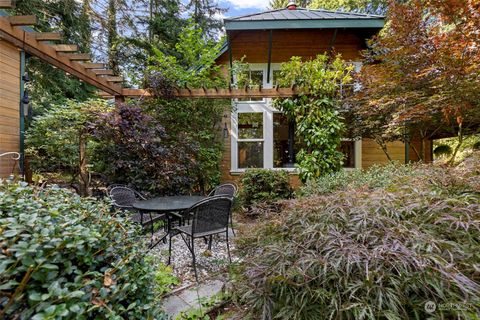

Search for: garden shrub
xmin=300 ymin=161 xmax=418 ymax=196
xmin=90 ymin=103 xmax=198 ymax=195
xmin=235 ymin=154 xmax=480 ymax=319
xmin=0 ymin=182 xmax=166 ymax=319
xmin=26 ymin=99 xmax=112 ymax=183
xmin=240 ymin=169 xmax=293 ymax=211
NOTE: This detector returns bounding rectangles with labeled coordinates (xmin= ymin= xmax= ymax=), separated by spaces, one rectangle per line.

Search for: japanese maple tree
xmin=352 ymin=0 xmax=480 ymax=163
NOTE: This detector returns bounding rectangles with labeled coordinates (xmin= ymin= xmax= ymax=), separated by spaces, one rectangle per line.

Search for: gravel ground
xmin=150 ymin=229 xmax=240 ymax=285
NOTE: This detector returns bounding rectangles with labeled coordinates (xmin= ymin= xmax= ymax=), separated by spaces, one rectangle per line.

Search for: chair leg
xmin=168 ymin=234 xmax=173 ymax=265
xmin=208 ymin=235 xmax=213 ymax=250
xmin=226 ymin=230 xmax=231 ymax=263
xmin=230 ymin=213 xmax=235 ymax=236
xmin=192 ymin=236 xmax=199 ymax=283
xmin=149 ymin=213 xmax=154 ymax=237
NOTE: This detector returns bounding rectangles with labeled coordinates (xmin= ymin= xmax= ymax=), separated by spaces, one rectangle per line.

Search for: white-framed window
xmin=230 ymin=62 xmax=362 ymax=173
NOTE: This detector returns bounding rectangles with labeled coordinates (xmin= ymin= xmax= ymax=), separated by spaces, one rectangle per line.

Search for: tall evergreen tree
xmin=309 ymin=0 xmax=388 ymax=14
xmin=186 ymin=0 xmax=226 ymax=38
xmin=269 ymin=0 xmax=388 ymax=14
xmin=107 ymin=0 xmax=120 ymax=74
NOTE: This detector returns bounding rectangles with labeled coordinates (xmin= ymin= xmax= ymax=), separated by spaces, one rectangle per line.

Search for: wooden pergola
xmin=0 ymin=0 xmax=296 ymax=100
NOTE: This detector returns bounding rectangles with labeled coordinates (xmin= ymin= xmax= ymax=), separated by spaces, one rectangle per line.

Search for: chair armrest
xmin=170 ymin=212 xmax=184 ymax=219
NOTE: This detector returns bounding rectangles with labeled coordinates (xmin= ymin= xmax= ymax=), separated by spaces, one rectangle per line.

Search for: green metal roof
xmin=224 ymin=7 xmax=384 ymax=30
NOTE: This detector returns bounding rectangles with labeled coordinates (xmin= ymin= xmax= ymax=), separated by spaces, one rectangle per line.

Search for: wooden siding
xmin=0 ymin=40 xmax=20 ymax=178
xmin=217 ymin=29 xmax=367 ymax=64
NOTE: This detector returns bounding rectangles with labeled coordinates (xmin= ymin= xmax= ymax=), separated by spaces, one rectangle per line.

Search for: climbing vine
xmin=274 ymin=54 xmax=353 ymax=181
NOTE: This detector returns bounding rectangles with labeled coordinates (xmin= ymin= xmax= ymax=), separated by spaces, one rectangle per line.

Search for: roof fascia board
xmin=225 ymin=19 xmax=384 ymax=30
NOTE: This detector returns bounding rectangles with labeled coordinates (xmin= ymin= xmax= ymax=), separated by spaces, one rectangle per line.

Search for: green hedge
xmin=235 ymin=154 xmax=480 ymax=319
xmin=0 ymin=182 xmax=165 ymax=319
xmin=240 ymin=169 xmax=293 ymax=207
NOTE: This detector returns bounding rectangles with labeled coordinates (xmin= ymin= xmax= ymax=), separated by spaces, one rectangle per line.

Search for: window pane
xmin=272 ymin=70 xmax=282 ymax=86
xmin=238 ymin=141 xmax=263 ymax=168
xmin=274 ymin=113 xmax=295 ymax=168
xmin=238 ymin=70 xmax=263 ymax=102
xmin=340 ymin=141 xmax=355 ymax=168
xmin=238 ymin=113 xmax=263 ymax=139
xmin=250 ymin=70 xmax=263 ymax=87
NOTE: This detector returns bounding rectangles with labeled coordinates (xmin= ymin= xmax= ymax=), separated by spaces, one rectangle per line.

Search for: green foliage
xmin=26 ymin=99 xmax=112 ymax=181
xmin=154 ymin=264 xmax=180 ymax=296
xmin=142 ymin=21 xmax=228 ymax=194
xmin=176 ymin=291 xmax=231 ymax=320
xmin=90 ymin=103 xmax=198 ymax=195
xmin=0 ymin=182 xmax=166 ymax=319
xmin=240 ymin=169 xmax=293 ymax=208
xmin=235 ymin=154 xmax=480 ymax=319
xmin=139 ymin=97 xmax=226 ymax=194
xmin=433 ymin=135 xmax=480 ymax=161
xmin=300 ymin=162 xmax=418 ymax=196
xmin=274 ymin=55 xmax=353 ymax=181
xmin=268 ymin=0 xmax=388 ymax=14
xmin=433 ymin=144 xmax=452 ymax=157
xmin=309 ymin=0 xmax=388 ymax=14
xmin=146 ymin=21 xmax=226 ymax=90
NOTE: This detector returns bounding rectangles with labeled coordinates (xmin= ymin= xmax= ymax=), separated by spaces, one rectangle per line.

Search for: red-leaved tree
xmin=351 ymin=0 xmax=480 ymax=163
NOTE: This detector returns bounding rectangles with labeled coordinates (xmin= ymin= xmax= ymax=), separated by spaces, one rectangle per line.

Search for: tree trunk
xmin=376 ymin=136 xmax=392 ymax=161
xmin=107 ymin=0 xmax=119 ymax=74
xmin=24 ymin=155 xmax=33 ymax=184
xmin=79 ymin=130 xmax=91 ymax=197
xmin=448 ymin=122 xmax=463 ymax=165
xmin=80 ymin=0 xmax=92 ymax=51
xmin=410 ymin=143 xmax=421 ymax=162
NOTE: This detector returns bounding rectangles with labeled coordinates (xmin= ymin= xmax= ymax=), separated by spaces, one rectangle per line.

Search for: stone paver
xmin=162 ymin=279 xmax=224 ymax=319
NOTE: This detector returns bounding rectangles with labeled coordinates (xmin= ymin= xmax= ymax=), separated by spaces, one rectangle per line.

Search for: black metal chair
xmin=108 ymin=186 xmax=164 ymax=237
xmin=0 ymin=152 xmax=21 ymax=180
xmin=208 ymin=183 xmax=238 ymax=236
xmin=170 ymin=196 xmax=233 ymax=282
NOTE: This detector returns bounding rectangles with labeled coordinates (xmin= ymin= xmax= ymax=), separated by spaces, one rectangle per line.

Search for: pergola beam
xmin=94 ymin=69 xmax=114 ymax=75
xmin=105 ymin=76 xmax=124 ymax=82
xmin=116 ymin=87 xmax=299 ymax=99
xmin=0 ymin=16 xmax=121 ymax=95
xmin=0 ymin=0 xmax=13 ymax=8
xmin=7 ymin=15 xmax=37 ymax=26
xmin=51 ymin=44 xmax=79 ymax=52
xmin=60 ymin=53 xmax=91 ymax=61
xmin=81 ymin=63 xmax=105 ymax=69
xmin=32 ymin=32 xmax=62 ymax=41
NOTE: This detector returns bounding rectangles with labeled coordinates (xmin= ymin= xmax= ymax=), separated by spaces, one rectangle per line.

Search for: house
xmin=214 ymin=3 xmax=432 ymax=185
xmin=0 ymin=6 xmax=122 ymax=178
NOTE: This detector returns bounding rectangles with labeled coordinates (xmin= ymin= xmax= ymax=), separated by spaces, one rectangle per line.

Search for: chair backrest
xmin=209 ymin=183 xmax=237 ymax=198
xmin=188 ymin=196 xmax=233 ymax=236
xmin=0 ymin=152 xmax=21 ymax=177
xmin=109 ymin=186 xmax=145 ymax=208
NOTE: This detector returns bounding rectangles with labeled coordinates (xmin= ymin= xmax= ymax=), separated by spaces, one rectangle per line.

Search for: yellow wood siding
xmin=0 ymin=40 xmax=20 ymax=178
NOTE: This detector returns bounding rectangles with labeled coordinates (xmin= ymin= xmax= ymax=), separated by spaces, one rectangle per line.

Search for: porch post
xmin=267 ymin=30 xmax=272 ymax=84
xmin=19 ymin=50 xmax=25 ymax=175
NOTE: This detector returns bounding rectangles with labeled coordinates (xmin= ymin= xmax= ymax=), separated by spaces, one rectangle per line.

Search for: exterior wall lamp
xmin=223 ymin=123 xmax=229 ymax=138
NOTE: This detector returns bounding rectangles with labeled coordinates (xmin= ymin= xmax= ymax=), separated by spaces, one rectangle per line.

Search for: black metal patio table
xmin=133 ymin=195 xmax=206 ymax=249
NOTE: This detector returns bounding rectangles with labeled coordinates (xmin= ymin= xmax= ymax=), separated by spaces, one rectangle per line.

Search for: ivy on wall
xmin=274 ymin=54 xmax=353 ymax=181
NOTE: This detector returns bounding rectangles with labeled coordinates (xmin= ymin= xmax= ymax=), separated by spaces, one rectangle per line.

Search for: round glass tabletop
xmin=133 ymin=195 xmax=206 ymax=212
